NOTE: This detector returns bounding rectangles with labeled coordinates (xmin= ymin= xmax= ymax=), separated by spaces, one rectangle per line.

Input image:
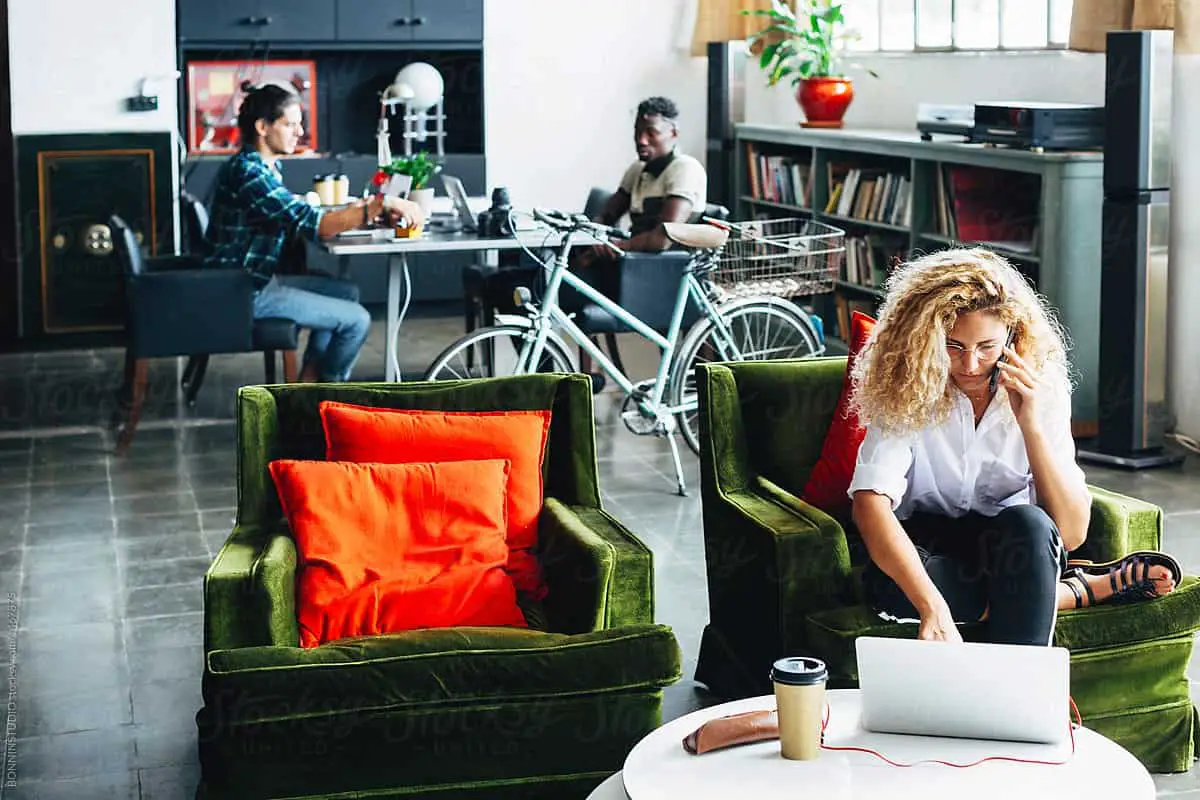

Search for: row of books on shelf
xmin=933 ymin=164 xmax=1040 ymax=254
xmin=826 ymin=167 xmax=911 ymax=227
xmin=834 ymin=297 xmax=879 ymax=341
xmin=745 ymin=144 xmax=813 ymax=206
xmin=841 ymin=236 xmax=904 ymax=290
xmin=740 ymin=154 xmax=1045 ymax=258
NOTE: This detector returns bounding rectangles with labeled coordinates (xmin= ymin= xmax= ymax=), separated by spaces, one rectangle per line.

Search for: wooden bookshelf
xmin=735 ymin=125 xmax=1103 ymax=433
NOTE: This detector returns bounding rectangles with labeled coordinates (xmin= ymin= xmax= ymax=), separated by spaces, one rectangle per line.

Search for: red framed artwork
xmin=186 ymin=60 xmax=318 ymax=155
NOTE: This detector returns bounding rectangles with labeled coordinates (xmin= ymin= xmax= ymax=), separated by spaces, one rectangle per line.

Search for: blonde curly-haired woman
xmin=848 ymin=248 xmax=1177 ymax=645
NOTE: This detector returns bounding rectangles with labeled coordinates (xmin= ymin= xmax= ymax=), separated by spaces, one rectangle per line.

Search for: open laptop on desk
xmin=856 ymin=636 xmax=1071 ymax=744
xmin=440 ymin=175 xmax=479 ymax=232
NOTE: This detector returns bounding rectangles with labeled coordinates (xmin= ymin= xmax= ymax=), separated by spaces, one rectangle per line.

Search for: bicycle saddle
xmin=663 ymin=222 xmax=729 ymax=250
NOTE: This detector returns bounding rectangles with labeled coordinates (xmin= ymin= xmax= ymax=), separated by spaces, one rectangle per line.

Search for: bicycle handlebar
xmin=532 ymin=208 xmax=630 ymax=241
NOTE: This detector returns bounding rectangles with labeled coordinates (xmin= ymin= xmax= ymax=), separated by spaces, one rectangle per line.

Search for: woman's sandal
xmin=1061 ymin=568 xmax=1095 ymax=609
xmin=1060 ymin=550 xmax=1182 ymax=608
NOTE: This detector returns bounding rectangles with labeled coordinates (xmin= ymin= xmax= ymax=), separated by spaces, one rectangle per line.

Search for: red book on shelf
xmin=949 ymin=167 xmax=1040 ymax=247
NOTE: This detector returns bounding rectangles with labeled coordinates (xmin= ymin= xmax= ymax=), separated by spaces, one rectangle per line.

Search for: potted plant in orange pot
xmin=744 ymin=0 xmax=870 ymax=128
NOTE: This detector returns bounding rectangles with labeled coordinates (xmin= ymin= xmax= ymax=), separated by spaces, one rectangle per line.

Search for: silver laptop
xmin=856 ymin=636 xmax=1071 ymax=744
xmin=441 ymin=174 xmax=478 ymax=232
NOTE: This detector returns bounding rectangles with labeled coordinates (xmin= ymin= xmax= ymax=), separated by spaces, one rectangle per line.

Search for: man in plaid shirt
xmin=206 ymin=85 xmax=424 ymax=381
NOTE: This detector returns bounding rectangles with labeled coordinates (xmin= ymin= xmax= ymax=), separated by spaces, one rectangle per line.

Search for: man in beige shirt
xmin=570 ymin=96 xmax=708 ymax=389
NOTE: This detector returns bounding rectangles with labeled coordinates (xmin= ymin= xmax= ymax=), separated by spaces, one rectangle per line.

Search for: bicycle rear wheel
xmin=423 ymin=325 xmax=575 ymax=381
xmin=668 ymin=298 xmax=822 ymax=455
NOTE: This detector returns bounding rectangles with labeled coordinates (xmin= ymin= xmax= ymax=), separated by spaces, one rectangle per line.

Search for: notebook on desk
xmin=855 ymin=636 xmax=1071 ymax=744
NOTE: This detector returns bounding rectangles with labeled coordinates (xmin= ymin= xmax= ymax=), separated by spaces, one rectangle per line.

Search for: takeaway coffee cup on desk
xmin=313 ymin=174 xmax=336 ymax=207
xmin=770 ymin=656 xmax=827 ymax=760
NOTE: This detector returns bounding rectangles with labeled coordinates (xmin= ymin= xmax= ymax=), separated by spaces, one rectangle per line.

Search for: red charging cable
xmin=818 ymin=698 xmax=1082 ymax=768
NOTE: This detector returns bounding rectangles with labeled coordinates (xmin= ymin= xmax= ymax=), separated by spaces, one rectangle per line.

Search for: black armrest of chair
xmin=127 ymin=269 xmax=255 ymax=358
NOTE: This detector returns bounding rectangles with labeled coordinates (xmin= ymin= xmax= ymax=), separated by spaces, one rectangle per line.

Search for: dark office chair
xmin=110 ymin=213 xmax=299 ymax=455
xmin=177 ymin=191 xmax=299 ymax=406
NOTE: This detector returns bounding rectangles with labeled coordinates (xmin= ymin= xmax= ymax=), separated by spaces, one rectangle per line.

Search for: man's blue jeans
xmin=252 ymin=274 xmax=371 ymax=381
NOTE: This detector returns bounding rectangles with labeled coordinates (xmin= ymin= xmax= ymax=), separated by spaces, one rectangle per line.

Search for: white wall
xmin=1169 ymin=51 xmax=1200 ymax=441
xmin=8 ymin=0 xmax=179 ymax=135
xmin=744 ymin=50 xmax=1107 ymax=130
xmin=483 ymin=0 xmax=708 ymax=211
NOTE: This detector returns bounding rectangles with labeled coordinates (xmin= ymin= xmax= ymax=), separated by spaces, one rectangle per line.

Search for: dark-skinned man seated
xmin=568 ymin=95 xmax=707 ymax=392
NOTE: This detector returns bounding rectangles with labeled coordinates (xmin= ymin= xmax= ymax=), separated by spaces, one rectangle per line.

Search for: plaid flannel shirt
xmin=204 ymin=149 xmax=323 ymax=288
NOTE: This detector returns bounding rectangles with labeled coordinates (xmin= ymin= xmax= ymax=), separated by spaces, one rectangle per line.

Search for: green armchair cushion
xmin=205 ymin=623 xmax=680 ymax=708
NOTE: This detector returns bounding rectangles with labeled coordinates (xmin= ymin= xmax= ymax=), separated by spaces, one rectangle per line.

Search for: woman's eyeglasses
xmin=945 ymin=341 xmax=1003 ymax=361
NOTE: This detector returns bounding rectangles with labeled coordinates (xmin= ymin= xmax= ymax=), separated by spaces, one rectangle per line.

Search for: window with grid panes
xmin=843 ymin=0 xmax=1073 ymax=51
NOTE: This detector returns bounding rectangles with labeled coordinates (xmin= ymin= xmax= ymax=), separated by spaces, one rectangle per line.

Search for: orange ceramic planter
xmin=796 ymin=77 xmax=854 ymax=128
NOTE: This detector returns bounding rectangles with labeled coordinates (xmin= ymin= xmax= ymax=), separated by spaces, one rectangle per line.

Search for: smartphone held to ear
xmin=989 ymin=330 xmax=1016 ymax=394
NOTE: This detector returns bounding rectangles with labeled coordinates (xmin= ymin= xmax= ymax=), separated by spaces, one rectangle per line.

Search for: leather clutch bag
xmin=682 ymin=709 xmax=780 ymax=754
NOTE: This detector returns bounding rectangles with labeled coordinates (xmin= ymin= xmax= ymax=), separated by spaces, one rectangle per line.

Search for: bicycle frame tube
xmin=548 ymin=307 xmax=638 ymax=396
xmin=518 ymin=236 xmax=704 ymax=408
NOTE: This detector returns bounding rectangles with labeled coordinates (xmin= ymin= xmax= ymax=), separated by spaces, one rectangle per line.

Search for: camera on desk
xmin=477 ymin=187 xmax=515 ymax=238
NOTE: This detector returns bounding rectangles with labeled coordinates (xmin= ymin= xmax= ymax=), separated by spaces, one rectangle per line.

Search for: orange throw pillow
xmin=269 ymin=458 xmax=527 ymax=648
xmin=321 ymin=407 xmax=554 ymax=599
xmin=319 ymin=403 xmax=553 ymax=600
xmin=801 ymin=311 xmax=877 ymax=514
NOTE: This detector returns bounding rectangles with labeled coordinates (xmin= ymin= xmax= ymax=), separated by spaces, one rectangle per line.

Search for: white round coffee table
xmin=589 ymin=689 xmax=1153 ymax=800
xmin=586 ymin=772 xmax=627 ymax=799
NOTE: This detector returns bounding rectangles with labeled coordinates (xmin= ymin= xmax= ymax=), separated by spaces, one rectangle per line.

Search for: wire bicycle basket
xmin=708 ymin=218 xmax=846 ymax=299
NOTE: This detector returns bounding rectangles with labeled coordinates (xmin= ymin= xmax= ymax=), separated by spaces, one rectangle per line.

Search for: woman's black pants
xmin=862 ymin=504 xmax=1067 ymax=646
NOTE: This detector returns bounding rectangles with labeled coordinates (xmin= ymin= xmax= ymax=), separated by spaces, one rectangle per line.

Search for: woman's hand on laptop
xmin=919 ymin=601 xmax=963 ymax=643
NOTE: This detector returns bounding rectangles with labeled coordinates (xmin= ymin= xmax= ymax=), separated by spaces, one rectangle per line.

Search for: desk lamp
xmin=376 ymin=62 xmax=446 ymax=166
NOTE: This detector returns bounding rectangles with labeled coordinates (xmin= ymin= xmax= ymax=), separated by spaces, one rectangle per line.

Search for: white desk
xmin=589 ymin=690 xmax=1154 ymax=800
xmin=322 ymin=227 xmax=561 ymax=381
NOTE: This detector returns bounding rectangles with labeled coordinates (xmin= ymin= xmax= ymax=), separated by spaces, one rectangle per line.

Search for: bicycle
xmin=423 ymin=208 xmax=845 ymax=495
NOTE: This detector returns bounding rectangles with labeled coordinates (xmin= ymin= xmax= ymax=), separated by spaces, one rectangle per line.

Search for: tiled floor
xmin=1 ymin=313 xmax=1200 ymax=797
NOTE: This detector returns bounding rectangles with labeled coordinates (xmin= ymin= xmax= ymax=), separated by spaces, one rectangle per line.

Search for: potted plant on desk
xmin=744 ymin=0 xmax=872 ymax=128
xmin=372 ymin=151 xmax=443 ymax=217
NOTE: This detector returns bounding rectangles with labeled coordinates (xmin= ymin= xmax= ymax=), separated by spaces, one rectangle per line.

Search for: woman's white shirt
xmin=846 ymin=381 xmax=1086 ymax=520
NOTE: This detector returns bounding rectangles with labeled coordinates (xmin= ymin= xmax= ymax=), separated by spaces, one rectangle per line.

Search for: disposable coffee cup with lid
xmin=314 ymin=174 xmax=336 ymax=207
xmin=771 ymin=656 xmax=827 ymax=760
xmin=770 ymin=657 xmax=827 ymax=686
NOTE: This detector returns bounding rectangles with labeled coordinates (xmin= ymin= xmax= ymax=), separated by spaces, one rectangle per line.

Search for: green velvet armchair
xmin=197 ymin=374 xmax=682 ymax=800
xmin=694 ymin=358 xmax=1200 ymax=773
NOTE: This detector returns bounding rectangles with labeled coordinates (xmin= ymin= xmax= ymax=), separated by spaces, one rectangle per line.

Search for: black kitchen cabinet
xmin=337 ymin=0 xmax=482 ymax=43
xmin=410 ymin=0 xmax=483 ymax=42
xmin=179 ymin=0 xmax=337 ymax=44
xmin=180 ymin=0 xmax=481 ymax=45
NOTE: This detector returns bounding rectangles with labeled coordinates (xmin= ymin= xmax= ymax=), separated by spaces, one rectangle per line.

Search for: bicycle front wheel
xmin=668 ymin=298 xmax=822 ymax=455
xmin=423 ymin=325 xmax=576 ymax=382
